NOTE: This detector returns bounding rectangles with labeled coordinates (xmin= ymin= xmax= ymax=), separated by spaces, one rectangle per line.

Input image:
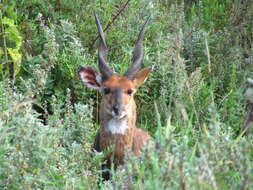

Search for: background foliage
xmin=0 ymin=0 xmax=253 ymax=189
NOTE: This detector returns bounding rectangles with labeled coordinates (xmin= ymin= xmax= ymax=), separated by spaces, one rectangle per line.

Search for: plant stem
xmin=0 ymin=1 xmax=9 ymax=78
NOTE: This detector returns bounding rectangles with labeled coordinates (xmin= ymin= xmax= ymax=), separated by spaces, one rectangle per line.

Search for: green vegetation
xmin=0 ymin=0 xmax=253 ymax=189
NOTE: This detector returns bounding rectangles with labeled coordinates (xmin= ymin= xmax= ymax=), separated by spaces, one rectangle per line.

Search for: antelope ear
xmin=132 ymin=66 xmax=152 ymax=88
xmin=78 ymin=66 xmax=101 ymax=90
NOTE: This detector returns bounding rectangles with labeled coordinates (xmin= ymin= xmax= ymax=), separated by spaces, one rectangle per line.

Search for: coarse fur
xmin=79 ymin=68 xmax=152 ymax=180
xmin=78 ymin=13 xmax=152 ymax=180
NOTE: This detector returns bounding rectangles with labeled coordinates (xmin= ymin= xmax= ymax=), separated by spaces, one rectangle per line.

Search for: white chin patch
xmin=107 ymin=118 xmax=128 ymax=134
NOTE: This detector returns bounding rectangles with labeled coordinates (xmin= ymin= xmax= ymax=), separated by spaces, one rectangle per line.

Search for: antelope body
xmin=78 ymin=14 xmax=152 ymax=179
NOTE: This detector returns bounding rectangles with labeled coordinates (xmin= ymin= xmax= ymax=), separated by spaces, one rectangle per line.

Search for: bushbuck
xmin=78 ymin=13 xmax=152 ymax=180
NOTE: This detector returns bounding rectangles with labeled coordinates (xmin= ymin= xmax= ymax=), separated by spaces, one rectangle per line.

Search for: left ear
xmin=132 ymin=66 xmax=152 ymax=88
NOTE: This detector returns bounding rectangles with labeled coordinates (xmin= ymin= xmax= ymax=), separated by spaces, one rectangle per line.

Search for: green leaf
xmin=2 ymin=17 xmax=22 ymax=49
xmin=7 ymin=48 xmax=22 ymax=76
xmin=0 ymin=47 xmax=3 ymax=58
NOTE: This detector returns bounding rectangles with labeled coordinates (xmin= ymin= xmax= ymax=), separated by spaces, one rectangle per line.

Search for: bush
xmin=0 ymin=80 xmax=101 ymax=189
xmin=0 ymin=0 xmax=252 ymax=189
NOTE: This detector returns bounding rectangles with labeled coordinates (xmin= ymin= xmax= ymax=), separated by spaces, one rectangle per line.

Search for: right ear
xmin=78 ymin=66 xmax=101 ymax=90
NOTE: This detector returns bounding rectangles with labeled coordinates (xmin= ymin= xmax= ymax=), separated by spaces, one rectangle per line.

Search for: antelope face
xmin=102 ymin=75 xmax=135 ymax=119
xmin=78 ymin=13 xmax=152 ymax=119
xmin=78 ymin=66 xmax=152 ymax=119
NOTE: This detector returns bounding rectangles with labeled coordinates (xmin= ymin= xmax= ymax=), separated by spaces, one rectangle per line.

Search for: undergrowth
xmin=0 ymin=0 xmax=253 ymax=189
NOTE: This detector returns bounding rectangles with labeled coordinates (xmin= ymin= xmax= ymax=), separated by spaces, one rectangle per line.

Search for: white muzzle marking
xmin=111 ymin=110 xmax=127 ymax=120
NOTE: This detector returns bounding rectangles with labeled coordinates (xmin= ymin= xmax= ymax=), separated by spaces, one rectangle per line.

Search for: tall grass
xmin=0 ymin=0 xmax=252 ymax=189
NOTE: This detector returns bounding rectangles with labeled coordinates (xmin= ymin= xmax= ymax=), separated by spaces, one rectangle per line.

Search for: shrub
xmin=0 ymin=0 xmax=252 ymax=189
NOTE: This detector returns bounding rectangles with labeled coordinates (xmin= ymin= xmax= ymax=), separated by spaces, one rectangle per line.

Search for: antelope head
xmin=78 ymin=14 xmax=152 ymax=120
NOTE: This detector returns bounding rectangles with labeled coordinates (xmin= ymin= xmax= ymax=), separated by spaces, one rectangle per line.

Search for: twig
xmin=88 ymin=0 xmax=131 ymax=52
xmin=205 ymin=35 xmax=211 ymax=74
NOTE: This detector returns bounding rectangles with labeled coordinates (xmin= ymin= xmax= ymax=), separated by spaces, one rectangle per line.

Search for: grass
xmin=0 ymin=0 xmax=253 ymax=189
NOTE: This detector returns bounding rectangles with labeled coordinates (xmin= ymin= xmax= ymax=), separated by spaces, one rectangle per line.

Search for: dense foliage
xmin=0 ymin=0 xmax=253 ymax=189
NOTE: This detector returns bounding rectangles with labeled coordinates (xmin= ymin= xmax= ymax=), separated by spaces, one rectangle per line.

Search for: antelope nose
xmin=112 ymin=105 xmax=119 ymax=115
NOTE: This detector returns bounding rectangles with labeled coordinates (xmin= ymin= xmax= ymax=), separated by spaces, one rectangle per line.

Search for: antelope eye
xmin=104 ymin=88 xmax=110 ymax=95
xmin=127 ymin=89 xmax=133 ymax=95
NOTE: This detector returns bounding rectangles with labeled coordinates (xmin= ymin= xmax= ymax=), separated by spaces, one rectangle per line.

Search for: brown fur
xmin=80 ymin=14 xmax=152 ymax=180
xmin=79 ymin=66 xmax=152 ymax=180
xmin=94 ymin=70 xmax=152 ymax=166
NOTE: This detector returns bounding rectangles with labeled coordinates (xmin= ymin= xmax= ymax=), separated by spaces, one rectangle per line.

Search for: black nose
xmin=112 ymin=105 xmax=119 ymax=115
